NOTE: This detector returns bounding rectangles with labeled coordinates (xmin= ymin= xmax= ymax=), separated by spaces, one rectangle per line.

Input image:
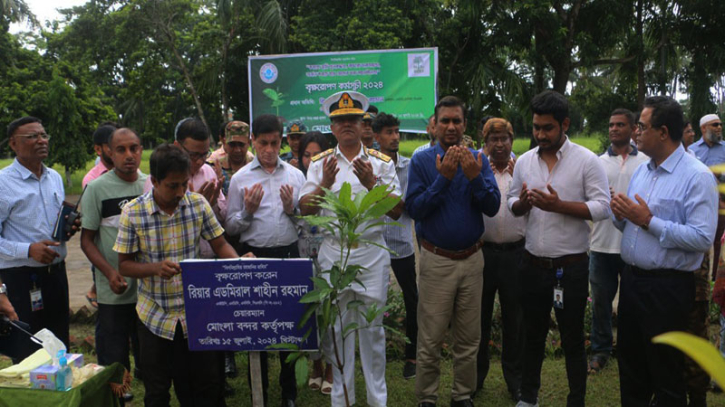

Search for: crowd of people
xmin=0 ymin=88 xmax=723 ymax=407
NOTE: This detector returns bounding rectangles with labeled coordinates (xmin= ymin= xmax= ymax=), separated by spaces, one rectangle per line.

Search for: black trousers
xmin=618 ymin=266 xmax=694 ymax=407
xmin=477 ymin=242 xmax=524 ymax=394
xmin=241 ymin=242 xmax=299 ymax=403
xmin=96 ymin=303 xmax=140 ymax=372
xmin=519 ymin=255 xmax=588 ymax=407
xmin=138 ymin=321 xmax=226 ymax=407
xmin=390 ymin=254 xmax=419 ymax=361
xmin=0 ymin=262 xmax=69 ymax=356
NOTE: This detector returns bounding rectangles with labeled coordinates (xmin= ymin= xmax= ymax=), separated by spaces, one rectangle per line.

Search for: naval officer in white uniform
xmin=299 ymin=91 xmax=403 ymax=407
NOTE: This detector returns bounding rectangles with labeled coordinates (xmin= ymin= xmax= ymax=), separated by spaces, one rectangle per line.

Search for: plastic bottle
xmin=56 ymin=350 xmax=73 ymax=391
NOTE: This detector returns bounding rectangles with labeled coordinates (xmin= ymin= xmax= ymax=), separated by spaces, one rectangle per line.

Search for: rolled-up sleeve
xmin=583 ymin=154 xmax=611 ymax=222
xmin=506 ymin=159 xmax=523 ymax=213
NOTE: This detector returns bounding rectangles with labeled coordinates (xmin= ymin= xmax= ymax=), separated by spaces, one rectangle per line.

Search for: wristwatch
xmin=0 ymin=284 xmax=7 ymax=295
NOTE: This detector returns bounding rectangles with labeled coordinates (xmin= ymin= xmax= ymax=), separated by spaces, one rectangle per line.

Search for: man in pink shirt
xmin=143 ymin=118 xmax=226 ymax=259
xmin=82 ymin=124 xmax=117 ymax=188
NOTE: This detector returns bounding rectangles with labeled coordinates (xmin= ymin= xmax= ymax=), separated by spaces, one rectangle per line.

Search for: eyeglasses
xmin=711 ymin=123 xmax=723 ymax=128
xmin=636 ymin=123 xmax=658 ymax=132
xmin=15 ymin=132 xmax=51 ymax=141
xmin=181 ymin=145 xmax=211 ymax=161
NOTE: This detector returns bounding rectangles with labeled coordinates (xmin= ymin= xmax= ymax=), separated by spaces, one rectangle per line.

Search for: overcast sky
xmin=9 ymin=0 xmax=88 ymax=33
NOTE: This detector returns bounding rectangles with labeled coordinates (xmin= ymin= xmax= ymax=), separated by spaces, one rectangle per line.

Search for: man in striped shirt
xmin=375 ymin=112 xmax=419 ymax=380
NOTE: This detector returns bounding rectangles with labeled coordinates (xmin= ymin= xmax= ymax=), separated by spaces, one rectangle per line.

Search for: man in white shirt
xmin=508 ymin=91 xmax=610 ymax=407
xmin=300 ymin=91 xmax=402 ymax=407
xmin=225 ymin=114 xmax=306 ymax=407
xmin=476 ymin=118 xmax=526 ymax=402
xmin=588 ymin=109 xmax=649 ymax=374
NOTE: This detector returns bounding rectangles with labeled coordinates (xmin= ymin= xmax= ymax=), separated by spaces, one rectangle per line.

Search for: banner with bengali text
xmin=181 ymin=258 xmax=318 ymax=352
xmin=248 ymin=48 xmax=438 ymax=134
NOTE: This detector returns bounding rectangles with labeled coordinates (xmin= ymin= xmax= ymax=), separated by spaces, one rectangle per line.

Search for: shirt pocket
xmin=650 ymin=198 xmax=682 ymax=223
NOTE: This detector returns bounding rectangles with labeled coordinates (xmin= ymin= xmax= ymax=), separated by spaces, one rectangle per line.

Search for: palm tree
xmin=0 ymin=0 xmax=38 ymax=27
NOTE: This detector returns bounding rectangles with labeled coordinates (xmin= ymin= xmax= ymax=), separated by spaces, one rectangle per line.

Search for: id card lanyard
xmin=30 ymin=273 xmax=44 ymax=312
xmin=553 ymin=267 xmax=564 ymax=309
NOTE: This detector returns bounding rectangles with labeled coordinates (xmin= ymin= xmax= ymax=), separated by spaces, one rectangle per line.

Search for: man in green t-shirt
xmin=80 ymin=128 xmax=146 ymax=401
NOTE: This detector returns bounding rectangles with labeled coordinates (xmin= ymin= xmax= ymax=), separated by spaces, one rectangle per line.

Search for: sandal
xmin=85 ymin=292 xmax=98 ymax=309
xmin=308 ymin=375 xmax=322 ymax=390
xmin=588 ymin=356 xmax=607 ymax=374
xmin=321 ymin=379 xmax=332 ymax=395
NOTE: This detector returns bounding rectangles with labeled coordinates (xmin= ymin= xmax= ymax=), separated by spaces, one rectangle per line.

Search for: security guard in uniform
xmin=299 ymin=91 xmax=403 ymax=407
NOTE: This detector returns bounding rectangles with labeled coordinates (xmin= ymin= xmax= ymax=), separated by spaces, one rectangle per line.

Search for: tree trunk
xmin=169 ymin=43 xmax=209 ymax=136
xmin=636 ymin=0 xmax=645 ymax=110
xmin=65 ymin=167 xmax=73 ymax=189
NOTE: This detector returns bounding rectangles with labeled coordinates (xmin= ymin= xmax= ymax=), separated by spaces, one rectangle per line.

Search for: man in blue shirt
xmin=611 ymin=96 xmax=718 ymax=406
xmin=406 ymin=95 xmax=500 ymax=407
xmin=0 ymin=116 xmax=74 ymax=354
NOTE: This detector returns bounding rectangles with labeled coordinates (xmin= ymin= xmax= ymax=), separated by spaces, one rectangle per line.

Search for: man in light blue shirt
xmin=0 ymin=116 xmax=72 ymax=353
xmin=611 ymin=96 xmax=718 ymax=407
xmin=689 ymin=113 xmax=724 ymax=167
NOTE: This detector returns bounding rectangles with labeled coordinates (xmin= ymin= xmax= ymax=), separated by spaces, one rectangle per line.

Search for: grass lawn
xmin=2 ymin=323 xmax=723 ymax=406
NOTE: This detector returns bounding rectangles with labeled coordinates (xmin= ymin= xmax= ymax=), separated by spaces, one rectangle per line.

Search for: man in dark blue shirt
xmin=406 ymin=95 xmax=500 ymax=407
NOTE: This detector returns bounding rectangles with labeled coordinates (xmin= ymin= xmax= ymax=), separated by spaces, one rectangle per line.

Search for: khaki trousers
xmin=415 ymin=248 xmax=484 ymax=403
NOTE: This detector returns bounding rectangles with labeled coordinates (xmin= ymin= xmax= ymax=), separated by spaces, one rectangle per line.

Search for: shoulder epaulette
xmin=311 ymin=149 xmax=334 ymax=162
xmin=367 ymin=148 xmax=391 ymax=163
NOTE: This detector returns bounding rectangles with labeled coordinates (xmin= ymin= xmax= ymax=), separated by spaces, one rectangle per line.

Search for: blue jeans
xmin=588 ymin=251 xmax=625 ymax=356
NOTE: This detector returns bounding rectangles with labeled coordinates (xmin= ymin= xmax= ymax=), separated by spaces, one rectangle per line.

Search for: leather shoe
xmin=280 ymin=399 xmax=296 ymax=407
xmin=418 ymin=403 xmax=436 ymax=407
xmin=451 ymin=398 xmax=474 ymax=407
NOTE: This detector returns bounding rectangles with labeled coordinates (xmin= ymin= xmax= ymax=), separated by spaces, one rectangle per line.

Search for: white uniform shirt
xmin=225 ymin=157 xmax=306 ymax=248
xmin=507 ymin=137 xmax=611 ymax=257
xmin=300 ymin=143 xmax=401 ymax=289
xmin=589 ymin=146 xmax=649 ymax=254
xmin=483 ymin=165 xmax=526 ymax=244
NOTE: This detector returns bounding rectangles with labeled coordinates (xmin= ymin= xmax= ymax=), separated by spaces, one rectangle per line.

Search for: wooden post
xmin=250 ymin=351 xmax=264 ymax=407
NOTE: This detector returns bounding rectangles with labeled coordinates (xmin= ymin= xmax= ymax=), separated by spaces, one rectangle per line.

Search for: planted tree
xmin=271 ymin=182 xmax=401 ymax=407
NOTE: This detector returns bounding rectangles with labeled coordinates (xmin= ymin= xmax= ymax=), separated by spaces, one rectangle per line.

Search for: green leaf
xmin=271 ymin=99 xmax=285 ymax=108
xmin=653 ymin=332 xmax=725 ymax=388
xmin=295 ymin=356 xmax=308 ymax=387
xmin=262 ymin=88 xmax=279 ymax=101
xmin=364 ymin=195 xmax=401 ymax=219
xmin=267 ymin=343 xmax=298 ymax=351
xmin=342 ymin=322 xmax=359 ymax=338
xmin=346 ymin=300 xmax=365 ymax=310
xmin=311 ymin=277 xmax=331 ymax=290
xmin=299 ymin=290 xmax=322 ymax=304
xmin=299 ymin=303 xmax=319 ymax=327
xmin=358 ymin=184 xmax=392 ymax=214
xmin=339 ymin=182 xmax=354 ymax=212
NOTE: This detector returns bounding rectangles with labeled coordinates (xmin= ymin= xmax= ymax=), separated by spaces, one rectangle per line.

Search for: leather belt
xmin=630 ymin=266 xmax=690 ymax=277
xmin=484 ymin=239 xmax=525 ymax=253
xmin=421 ymin=238 xmax=484 ymax=261
xmin=525 ymin=251 xmax=588 ymax=269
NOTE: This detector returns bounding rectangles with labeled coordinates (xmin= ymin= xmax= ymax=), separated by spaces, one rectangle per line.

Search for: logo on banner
xmin=260 ymin=63 xmax=278 ymax=84
xmin=407 ymin=53 xmax=430 ymax=77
